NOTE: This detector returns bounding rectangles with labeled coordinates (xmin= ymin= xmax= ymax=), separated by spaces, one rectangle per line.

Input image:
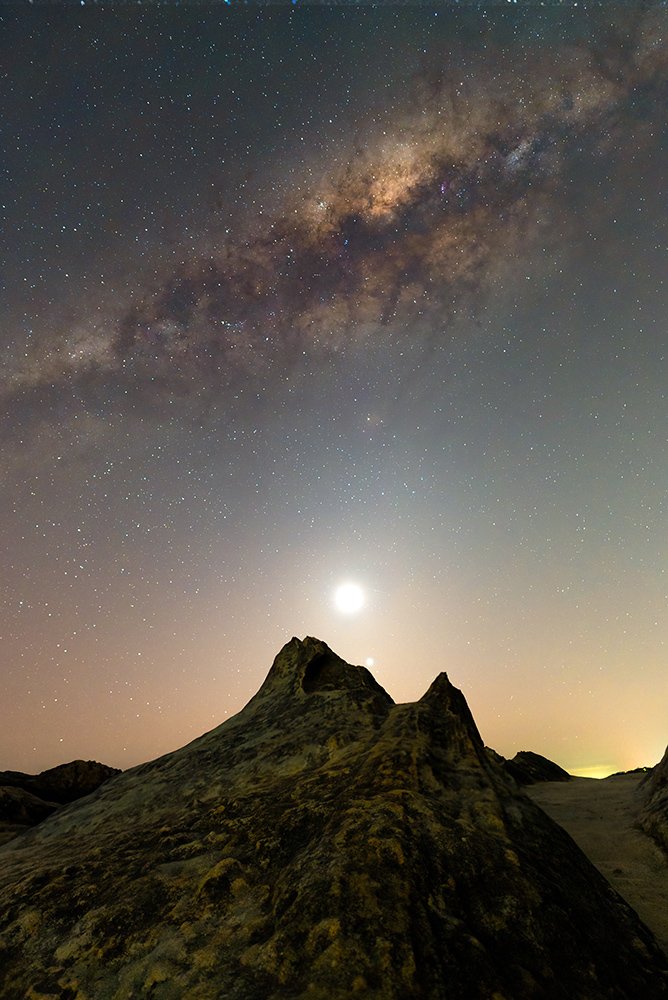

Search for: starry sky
xmin=1 ymin=3 xmax=666 ymax=779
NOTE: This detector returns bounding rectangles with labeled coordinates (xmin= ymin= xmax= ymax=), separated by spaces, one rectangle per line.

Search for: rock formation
xmin=0 ymin=758 xmax=121 ymax=804
xmin=0 ymin=785 xmax=58 ymax=832
xmin=503 ymin=750 xmax=572 ymax=785
xmin=0 ymin=759 xmax=121 ymax=846
xmin=0 ymin=637 xmax=666 ymax=999
xmin=639 ymin=745 xmax=668 ymax=854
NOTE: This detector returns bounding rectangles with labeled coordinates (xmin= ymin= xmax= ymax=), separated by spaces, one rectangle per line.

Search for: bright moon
xmin=333 ymin=582 xmax=366 ymax=615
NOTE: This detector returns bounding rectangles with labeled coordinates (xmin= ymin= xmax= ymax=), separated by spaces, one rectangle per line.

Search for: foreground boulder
xmin=0 ymin=637 xmax=666 ymax=999
xmin=639 ymin=745 xmax=668 ymax=854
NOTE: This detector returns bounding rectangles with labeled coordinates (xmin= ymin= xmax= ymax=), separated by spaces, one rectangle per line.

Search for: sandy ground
xmin=527 ymin=774 xmax=668 ymax=956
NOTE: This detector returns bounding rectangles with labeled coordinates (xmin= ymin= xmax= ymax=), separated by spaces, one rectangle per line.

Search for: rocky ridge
xmin=503 ymin=750 xmax=572 ymax=785
xmin=0 ymin=637 xmax=666 ymax=999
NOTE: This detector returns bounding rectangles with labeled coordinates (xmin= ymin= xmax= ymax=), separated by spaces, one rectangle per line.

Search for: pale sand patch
xmin=527 ymin=774 xmax=668 ymax=956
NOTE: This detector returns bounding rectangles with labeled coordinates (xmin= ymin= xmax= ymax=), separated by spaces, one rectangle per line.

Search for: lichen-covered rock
xmin=0 ymin=637 xmax=666 ymax=999
xmin=639 ymin=746 xmax=668 ymax=854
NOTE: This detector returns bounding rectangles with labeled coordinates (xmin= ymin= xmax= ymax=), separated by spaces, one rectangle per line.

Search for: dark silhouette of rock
xmin=0 ymin=786 xmax=58 ymax=825
xmin=0 ymin=758 xmax=121 ymax=804
xmin=0 ymin=759 xmax=121 ymax=847
xmin=503 ymin=750 xmax=572 ymax=785
xmin=485 ymin=748 xmax=571 ymax=786
xmin=639 ymin=746 xmax=668 ymax=854
xmin=0 ymin=637 xmax=666 ymax=999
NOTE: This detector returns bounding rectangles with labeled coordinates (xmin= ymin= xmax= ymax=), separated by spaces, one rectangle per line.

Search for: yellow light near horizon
xmin=569 ymin=765 xmax=619 ymax=780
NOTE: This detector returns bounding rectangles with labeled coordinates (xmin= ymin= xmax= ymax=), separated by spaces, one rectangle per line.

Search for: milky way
xmin=6 ymin=7 xmax=666 ymax=409
xmin=1 ymin=5 xmax=667 ymax=776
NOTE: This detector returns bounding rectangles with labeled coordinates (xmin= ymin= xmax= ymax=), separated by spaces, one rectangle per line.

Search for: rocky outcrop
xmin=0 ymin=759 xmax=121 ymax=846
xmin=503 ymin=750 xmax=572 ymax=785
xmin=0 ymin=637 xmax=666 ymax=999
xmin=0 ymin=785 xmax=58 ymax=826
xmin=639 ymin=746 xmax=668 ymax=853
xmin=0 ymin=758 xmax=121 ymax=805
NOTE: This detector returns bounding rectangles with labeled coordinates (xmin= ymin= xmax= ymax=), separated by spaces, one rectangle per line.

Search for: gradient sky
xmin=1 ymin=3 xmax=666 ymax=779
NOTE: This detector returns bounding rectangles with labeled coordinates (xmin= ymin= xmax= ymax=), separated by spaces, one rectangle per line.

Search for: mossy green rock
xmin=0 ymin=637 xmax=666 ymax=999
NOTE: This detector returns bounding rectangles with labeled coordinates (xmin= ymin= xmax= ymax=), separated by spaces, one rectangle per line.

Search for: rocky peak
xmin=252 ymin=635 xmax=393 ymax=713
xmin=417 ymin=670 xmax=485 ymax=751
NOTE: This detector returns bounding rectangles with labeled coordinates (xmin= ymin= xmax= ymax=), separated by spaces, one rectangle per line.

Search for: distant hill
xmin=0 ymin=759 xmax=120 ymax=846
xmin=487 ymin=748 xmax=572 ymax=785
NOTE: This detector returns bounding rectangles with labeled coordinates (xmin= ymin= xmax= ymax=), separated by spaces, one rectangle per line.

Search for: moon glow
xmin=333 ymin=582 xmax=366 ymax=615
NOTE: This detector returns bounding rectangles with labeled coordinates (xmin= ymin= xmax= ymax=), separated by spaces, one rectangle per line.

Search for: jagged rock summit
xmin=0 ymin=637 xmax=666 ymax=999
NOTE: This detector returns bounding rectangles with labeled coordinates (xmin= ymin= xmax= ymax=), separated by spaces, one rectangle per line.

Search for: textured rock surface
xmin=639 ymin=746 xmax=668 ymax=853
xmin=503 ymin=750 xmax=572 ymax=785
xmin=0 ymin=637 xmax=666 ymax=999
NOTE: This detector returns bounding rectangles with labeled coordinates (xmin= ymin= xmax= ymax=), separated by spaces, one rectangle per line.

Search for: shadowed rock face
xmin=639 ymin=746 xmax=668 ymax=853
xmin=0 ymin=637 xmax=666 ymax=999
xmin=0 ymin=786 xmax=58 ymax=826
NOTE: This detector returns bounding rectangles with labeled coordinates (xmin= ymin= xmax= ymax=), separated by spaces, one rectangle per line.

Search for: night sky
xmin=2 ymin=4 xmax=666 ymax=779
